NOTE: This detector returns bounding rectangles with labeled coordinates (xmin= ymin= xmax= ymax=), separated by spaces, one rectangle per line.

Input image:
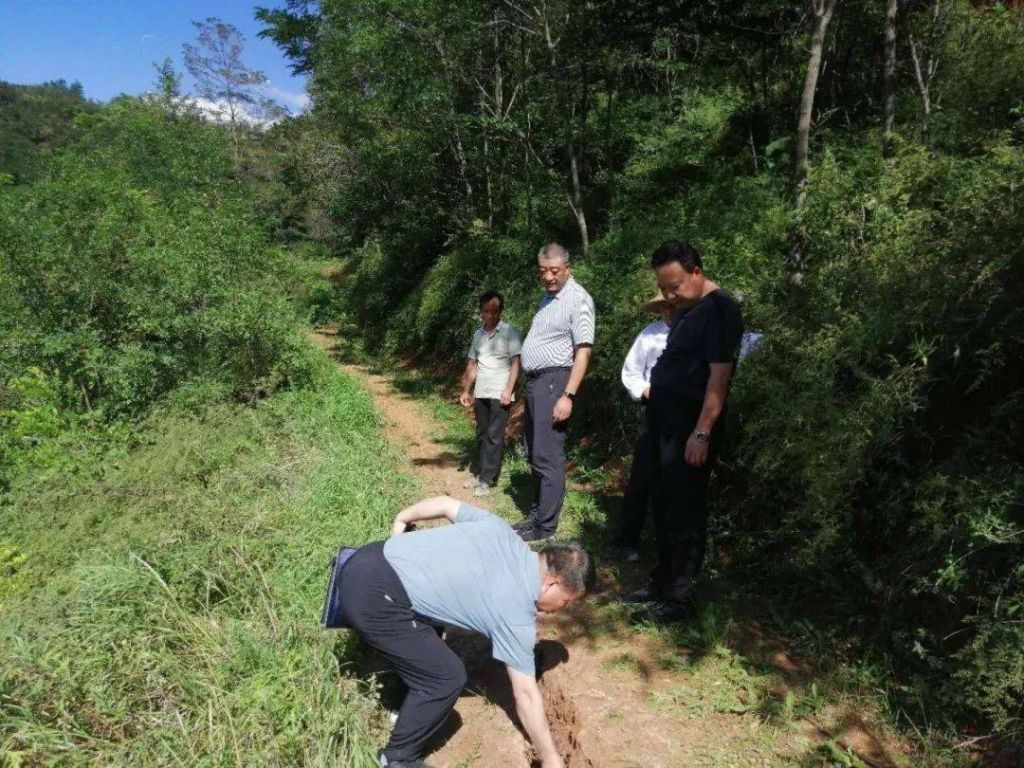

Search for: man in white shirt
xmin=615 ymin=294 xmax=675 ymax=561
xmin=460 ymin=291 xmax=523 ymax=497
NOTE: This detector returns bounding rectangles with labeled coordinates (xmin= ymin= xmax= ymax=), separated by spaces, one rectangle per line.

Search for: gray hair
xmin=541 ymin=541 xmax=596 ymax=595
xmin=537 ymin=242 xmax=570 ymax=265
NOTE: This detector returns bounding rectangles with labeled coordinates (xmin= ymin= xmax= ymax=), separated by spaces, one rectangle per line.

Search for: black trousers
xmin=339 ymin=542 xmax=467 ymax=763
xmin=473 ymin=397 xmax=509 ymax=486
xmin=647 ymin=395 xmax=723 ymax=594
xmin=524 ymin=367 xmax=571 ymax=535
xmin=618 ymin=415 xmax=655 ymax=547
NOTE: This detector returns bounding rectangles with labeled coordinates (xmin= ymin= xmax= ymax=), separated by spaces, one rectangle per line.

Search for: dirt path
xmin=309 ymin=331 xmax=898 ymax=768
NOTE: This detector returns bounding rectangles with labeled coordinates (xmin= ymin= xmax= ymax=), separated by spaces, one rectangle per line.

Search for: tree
xmin=183 ymin=17 xmax=284 ymax=163
xmin=255 ymin=0 xmax=322 ymax=76
xmin=907 ymin=0 xmax=950 ymax=146
xmin=883 ymin=0 xmax=899 ymax=153
xmin=791 ymin=0 xmax=840 ymax=281
xmin=152 ymin=57 xmax=183 ymax=111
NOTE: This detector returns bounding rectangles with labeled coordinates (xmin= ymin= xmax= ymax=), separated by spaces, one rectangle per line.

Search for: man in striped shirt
xmin=514 ymin=242 xmax=596 ymax=542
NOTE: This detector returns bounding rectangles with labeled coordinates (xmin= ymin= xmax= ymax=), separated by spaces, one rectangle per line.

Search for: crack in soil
xmin=532 ymin=674 xmax=594 ymax=768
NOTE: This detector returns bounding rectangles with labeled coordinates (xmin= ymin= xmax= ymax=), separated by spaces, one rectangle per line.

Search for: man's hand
xmin=390 ymin=519 xmax=408 ymax=537
xmin=642 ymin=387 xmax=651 ymax=401
xmin=508 ymin=666 xmax=561 ymax=768
xmin=500 ymin=389 xmax=513 ymax=407
xmin=459 ymin=391 xmax=473 ymax=408
xmin=552 ymin=395 xmax=573 ymax=422
xmin=684 ymin=434 xmax=709 ymax=467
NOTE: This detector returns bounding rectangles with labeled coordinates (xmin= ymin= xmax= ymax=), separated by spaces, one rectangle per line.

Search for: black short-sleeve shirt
xmin=649 ymin=289 xmax=744 ymax=402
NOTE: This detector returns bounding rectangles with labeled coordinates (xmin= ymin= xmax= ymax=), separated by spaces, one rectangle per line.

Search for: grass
xmin=0 ymin=368 xmax=417 ymax=766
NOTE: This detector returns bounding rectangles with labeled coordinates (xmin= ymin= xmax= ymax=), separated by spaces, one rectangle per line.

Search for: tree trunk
xmin=792 ymin=0 xmax=839 ymax=282
xmin=909 ymin=34 xmax=935 ymax=145
xmin=541 ymin=4 xmax=590 ymax=256
xmin=883 ymin=0 xmax=899 ymax=154
xmin=568 ymin=147 xmax=589 ymax=256
xmin=795 ymin=0 xmax=838 ymax=210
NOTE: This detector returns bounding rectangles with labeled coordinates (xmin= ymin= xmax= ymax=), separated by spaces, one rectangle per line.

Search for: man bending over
xmin=337 ymin=496 xmax=596 ymax=768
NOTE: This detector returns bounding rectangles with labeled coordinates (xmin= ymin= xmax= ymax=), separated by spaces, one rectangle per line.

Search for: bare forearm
xmin=504 ymin=357 xmax=521 ymax=393
xmin=696 ymin=366 xmax=732 ymax=433
xmin=461 ymin=361 xmax=478 ymax=395
xmin=392 ymin=496 xmax=460 ymax=535
xmin=516 ymin=689 xmax=560 ymax=765
xmin=565 ymin=346 xmax=592 ymax=395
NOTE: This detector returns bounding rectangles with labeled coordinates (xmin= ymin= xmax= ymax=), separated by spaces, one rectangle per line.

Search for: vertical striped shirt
xmin=520 ymin=276 xmax=596 ymax=372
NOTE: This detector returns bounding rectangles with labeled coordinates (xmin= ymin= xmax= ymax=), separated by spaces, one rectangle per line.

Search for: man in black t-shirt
xmin=630 ymin=241 xmax=744 ymax=617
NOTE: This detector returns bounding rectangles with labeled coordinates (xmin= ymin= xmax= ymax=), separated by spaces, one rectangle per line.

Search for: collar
xmin=544 ymin=276 xmax=576 ymax=301
xmin=481 ymin=320 xmax=504 ymax=337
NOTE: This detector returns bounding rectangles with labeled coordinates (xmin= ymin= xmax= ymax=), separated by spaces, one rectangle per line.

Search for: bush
xmin=0 ymin=98 xmax=315 ymax=419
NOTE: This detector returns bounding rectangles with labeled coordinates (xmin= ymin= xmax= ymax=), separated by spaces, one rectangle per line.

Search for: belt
xmin=524 ymin=366 xmax=571 ymax=379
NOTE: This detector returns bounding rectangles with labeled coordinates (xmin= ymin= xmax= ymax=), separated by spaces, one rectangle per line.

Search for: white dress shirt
xmin=620 ymin=319 xmax=670 ymax=401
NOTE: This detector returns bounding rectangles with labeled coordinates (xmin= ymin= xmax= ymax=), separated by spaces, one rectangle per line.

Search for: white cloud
xmin=266 ymin=84 xmax=311 ymax=113
xmin=188 ymin=97 xmax=279 ymax=129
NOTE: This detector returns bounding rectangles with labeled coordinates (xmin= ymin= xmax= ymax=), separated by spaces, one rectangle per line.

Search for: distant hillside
xmin=0 ymin=80 xmax=97 ymax=183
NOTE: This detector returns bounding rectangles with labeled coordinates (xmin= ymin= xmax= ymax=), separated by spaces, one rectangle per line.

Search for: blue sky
xmin=0 ymin=0 xmax=308 ymax=112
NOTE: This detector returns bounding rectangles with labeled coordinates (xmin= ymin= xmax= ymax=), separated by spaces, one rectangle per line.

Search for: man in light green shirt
xmin=459 ymin=291 xmax=522 ymax=496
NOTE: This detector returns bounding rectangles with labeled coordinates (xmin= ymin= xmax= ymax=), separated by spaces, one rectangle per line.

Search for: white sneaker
xmin=473 ymin=483 xmax=491 ymax=497
xmin=462 ymin=476 xmax=482 ymax=489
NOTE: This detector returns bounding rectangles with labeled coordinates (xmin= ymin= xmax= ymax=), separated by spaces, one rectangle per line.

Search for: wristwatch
xmin=692 ymin=428 xmax=711 ymax=444
xmin=563 ymin=391 xmax=576 ymax=401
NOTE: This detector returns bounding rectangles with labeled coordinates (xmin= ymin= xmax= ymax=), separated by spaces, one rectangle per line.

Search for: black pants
xmin=473 ymin=397 xmax=509 ymax=486
xmin=618 ymin=416 xmax=655 ymax=548
xmin=339 ymin=542 xmax=467 ymax=763
xmin=648 ymin=395 xmax=723 ymax=595
xmin=524 ymin=367 xmax=571 ymax=535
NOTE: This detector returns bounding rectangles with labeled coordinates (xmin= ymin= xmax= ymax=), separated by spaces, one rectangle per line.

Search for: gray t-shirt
xmin=383 ymin=503 xmax=540 ymax=675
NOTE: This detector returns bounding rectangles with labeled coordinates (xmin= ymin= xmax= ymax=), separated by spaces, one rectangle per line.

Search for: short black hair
xmin=479 ymin=290 xmax=504 ymax=310
xmin=541 ymin=542 xmax=597 ymax=595
xmin=651 ymin=241 xmax=703 ymax=273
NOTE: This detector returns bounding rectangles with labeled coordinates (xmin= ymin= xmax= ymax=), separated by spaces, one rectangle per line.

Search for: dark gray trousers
xmin=339 ymin=542 xmax=466 ymax=763
xmin=472 ymin=397 xmax=509 ymax=486
xmin=524 ymin=368 xmax=571 ymax=535
xmin=618 ymin=415 xmax=655 ymax=547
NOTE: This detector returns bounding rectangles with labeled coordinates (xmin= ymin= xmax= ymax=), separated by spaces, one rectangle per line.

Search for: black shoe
xmin=512 ymin=519 xmax=534 ymax=532
xmin=619 ymin=583 xmax=663 ymax=605
xmin=629 ymin=599 xmax=691 ymax=625
xmin=518 ymin=525 xmax=552 ymax=543
xmin=665 ymin=576 xmax=695 ymax=605
xmin=379 ymin=752 xmax=433 ymax=768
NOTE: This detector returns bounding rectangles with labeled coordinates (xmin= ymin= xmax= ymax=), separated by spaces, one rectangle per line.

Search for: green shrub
xmin=0 ymin=99 xmax=314 ymax=419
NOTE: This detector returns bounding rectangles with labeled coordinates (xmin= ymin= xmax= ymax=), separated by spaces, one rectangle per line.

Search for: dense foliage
xmin=0 ymin=98 xmax=319 ymax=489
xmin=0 ymin=80 xmax=97 ymax=184
xmin=259 ymin=0 xmax=1024 ymax=739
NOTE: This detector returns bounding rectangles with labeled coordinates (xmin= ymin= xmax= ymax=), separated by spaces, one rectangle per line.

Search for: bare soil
xmin=310 ymin=331 xmax=909 ymax=768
